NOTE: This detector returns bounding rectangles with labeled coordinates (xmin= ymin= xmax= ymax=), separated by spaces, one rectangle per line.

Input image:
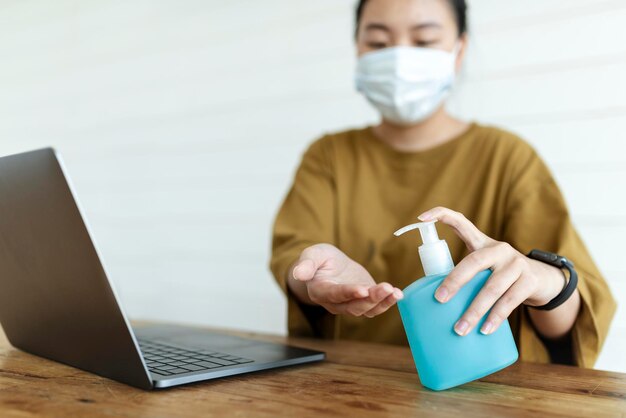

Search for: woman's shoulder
xmin=470 ymin=122 xmax=553 ymax=183
xmin=469 ymin=122 xmax=545 ymax=168
xmin=471 ymin=123 xmax=536 ymax=154
xmin=308 ymin=126 xmax=371 ymax=149
xmin=300 ymin=126 xmax=372 ymax=164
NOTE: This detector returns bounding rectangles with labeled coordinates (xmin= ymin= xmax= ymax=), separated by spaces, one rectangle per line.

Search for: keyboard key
xmin=150 ymin=362 xmax=168 ymax=368
xmin=221 ymin=356 xmax=242 ymax=361
xmin=180 ymin=364 xmax=206 ymax=372
xmin=168 ymin=368 xmax=191 ymax=374
xmin=187 ymin=358 xmax=208 ymax=363
xmin=157 ymin=365 xmax=177 ymax=371
xmin=160 ymin=359 xmax=182 ymax=365
xmin=194 ymin=361 xmax=224 ymax=369
xmin=202 ymin=358 xmax=237 ymax=366
xmin=153 ymin=370 xmax=172 ymax=376
xmin=198 ymin=350 xmax=221 ymax=356
xmin=168 ymin=361 xmax=189 ymax=366
xmin=212 ymin=353 xmax=230 ymax=358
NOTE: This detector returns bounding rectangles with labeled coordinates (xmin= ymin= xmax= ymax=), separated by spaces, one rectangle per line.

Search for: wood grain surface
xmin=0 ymin=323 xmax=624 ymax=417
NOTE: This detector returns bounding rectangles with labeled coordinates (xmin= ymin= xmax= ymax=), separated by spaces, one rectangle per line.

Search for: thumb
xmin=293 ymin=246 xmax=326 ymax=281
xmin=293 ymin=259 xmax=317 ymax=281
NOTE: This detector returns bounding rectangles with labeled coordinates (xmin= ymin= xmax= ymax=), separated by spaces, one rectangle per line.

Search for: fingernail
xmin=418 ymin=212 xmax=433 ymax=221
xmin=394 ymin=289 xmax=404 ymax=299
xmin=382 ymin=283 xmax=393 ymax=293
xmin=356 ymin=287 xmax=368 ymax=298
xmin=454 ymin=320 xmax=469 ymax=336
xmin=435 ymin=286 xmax=449 ymax=303
xmin=480 ymin=321 xmax=493 ymax=335
xmin=292 ymin=266 xmax=302 ymax=280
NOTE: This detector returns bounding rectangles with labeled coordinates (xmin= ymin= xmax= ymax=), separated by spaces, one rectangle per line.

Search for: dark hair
xmin=355 ymin=0 xmax=468 ymax=37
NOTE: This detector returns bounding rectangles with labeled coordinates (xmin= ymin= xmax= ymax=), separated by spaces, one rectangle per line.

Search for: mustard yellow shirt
xmin=269 ymin=123 xmax=616 ymax=367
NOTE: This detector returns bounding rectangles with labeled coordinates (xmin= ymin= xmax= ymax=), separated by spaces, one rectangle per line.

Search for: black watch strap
xmin=526 ymin=249 xmax=578 ymax=311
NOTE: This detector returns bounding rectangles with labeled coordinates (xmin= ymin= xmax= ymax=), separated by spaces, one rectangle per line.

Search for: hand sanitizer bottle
xmin=394 ymin=220 xmax=518 ymax=390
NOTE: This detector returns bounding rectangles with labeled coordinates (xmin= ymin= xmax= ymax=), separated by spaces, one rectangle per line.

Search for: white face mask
xmin=355 ymin=45 xmax=458 ymax=126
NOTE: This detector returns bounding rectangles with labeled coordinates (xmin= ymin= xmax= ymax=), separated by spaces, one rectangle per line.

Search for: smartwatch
xmin=526 ymin=249 xmax=578 ymax=311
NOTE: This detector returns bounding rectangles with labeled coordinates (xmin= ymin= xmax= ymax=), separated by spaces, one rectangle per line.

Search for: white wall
xmin=0 ymin=0 xmax=624 ymax=372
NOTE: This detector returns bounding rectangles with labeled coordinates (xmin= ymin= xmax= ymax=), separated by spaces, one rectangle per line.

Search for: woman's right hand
xmin=288 ymin=243 xmax=403 ymax=318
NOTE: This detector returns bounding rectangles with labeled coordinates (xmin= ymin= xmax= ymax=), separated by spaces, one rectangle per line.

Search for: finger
xmin=480 ymin=276 xmax=534 ymax=335
xmin=364 ymin=288 xmax=404 ymax=318
xmin=342 ymin=283 xmax=395 ymax=316
xmin=435 ymin=243 xmax=513 ymax=303
xmin=453 ymin=260 xmax=522 ymax=336
xmin=417 ymin=206 xmax=493 ymax=252
xmin=368 ymin=283 xmax=395 ymax=302
xmin=293 ymin=246 xmax=326 ymax=281
xmin=308 ymin=281 xmax=369 ymax=304
xmin=293 ymin=259 xmax=317 ymax=281
xmin=321 ymin=302 xmax=340 ymax=315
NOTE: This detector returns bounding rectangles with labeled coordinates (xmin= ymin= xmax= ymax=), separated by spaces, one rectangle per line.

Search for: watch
xmin=526 ymin=249 xmax=578 ymax=311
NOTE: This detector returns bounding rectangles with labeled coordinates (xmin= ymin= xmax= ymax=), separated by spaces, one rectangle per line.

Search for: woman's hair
xmin=355 ymin=0 xmax=468 ymax=37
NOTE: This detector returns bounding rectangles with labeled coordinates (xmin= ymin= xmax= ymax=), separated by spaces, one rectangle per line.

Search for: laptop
xmin=0 ymin=148 xmax=324 ymax=389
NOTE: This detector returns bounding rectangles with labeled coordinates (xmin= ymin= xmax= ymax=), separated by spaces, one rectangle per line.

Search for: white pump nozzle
xmin=393 ymin=220 xmax=441 ymax=244
xmin=394 ymin=220 xmax=454 ymax=276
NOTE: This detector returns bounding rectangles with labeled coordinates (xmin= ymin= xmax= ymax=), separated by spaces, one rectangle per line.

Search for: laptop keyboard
xmin=138 ymin=339 xmax=254 ymax=376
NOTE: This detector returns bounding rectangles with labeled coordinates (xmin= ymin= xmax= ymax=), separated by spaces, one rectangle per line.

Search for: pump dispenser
xmin=394 ymin=218 xmax=519 ymax=391
xmin=394 ymin=221 xmax=453 ymax=276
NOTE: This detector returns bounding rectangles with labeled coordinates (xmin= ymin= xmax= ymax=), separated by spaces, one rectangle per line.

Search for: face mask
xmin=355 ymin=45 xmax=458 ymax=126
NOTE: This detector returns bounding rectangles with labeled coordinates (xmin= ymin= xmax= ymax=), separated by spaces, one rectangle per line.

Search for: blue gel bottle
xmin=394 ymin=220 xmax=518 ymax=391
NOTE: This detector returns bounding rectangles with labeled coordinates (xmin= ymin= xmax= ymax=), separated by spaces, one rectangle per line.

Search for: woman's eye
xmin=367 ymin=42 xmax=388 ymax=49
xmin=414 ymin=40 xmax=437 ymax=47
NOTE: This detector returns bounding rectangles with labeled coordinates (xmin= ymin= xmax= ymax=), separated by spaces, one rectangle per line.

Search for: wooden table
xmin=0 ymin=324 xmax=625 ymax=417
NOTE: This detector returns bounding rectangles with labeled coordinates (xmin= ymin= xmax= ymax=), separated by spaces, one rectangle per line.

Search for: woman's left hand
xmin=417 ymin=206 xmax=566 ymax=336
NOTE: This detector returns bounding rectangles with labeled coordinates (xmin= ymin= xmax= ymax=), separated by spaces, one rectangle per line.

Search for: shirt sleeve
xmin=501 ymin=141 xmax=617 ymax=367
xmin=269 ymin=136 xmax=337 ymax=338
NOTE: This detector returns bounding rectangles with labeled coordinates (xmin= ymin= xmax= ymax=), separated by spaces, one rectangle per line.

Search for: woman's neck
xmin=372 ymin=108 xmax=470 ymax=152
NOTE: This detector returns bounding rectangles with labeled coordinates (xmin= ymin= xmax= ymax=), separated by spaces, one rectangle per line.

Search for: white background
xmin=0 ymin=0 xmax=624 ymax=372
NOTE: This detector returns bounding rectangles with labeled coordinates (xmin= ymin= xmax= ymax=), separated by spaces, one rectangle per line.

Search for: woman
xmin=269 ymin=0 xmax=616 ymax=367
